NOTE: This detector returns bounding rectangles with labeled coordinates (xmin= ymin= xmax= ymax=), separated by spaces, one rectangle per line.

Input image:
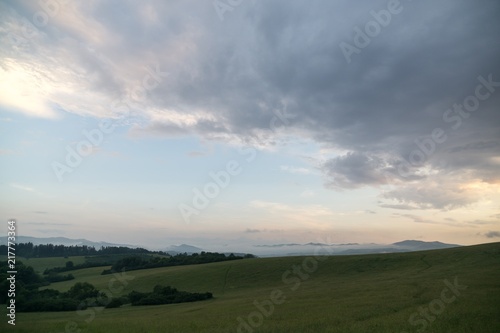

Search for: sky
xmin=1 ymin=0 xmax=499 ymax=250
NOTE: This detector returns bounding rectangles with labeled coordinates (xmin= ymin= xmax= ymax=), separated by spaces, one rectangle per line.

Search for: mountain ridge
xmin=0 ymin=236 xmax=462 ymax=256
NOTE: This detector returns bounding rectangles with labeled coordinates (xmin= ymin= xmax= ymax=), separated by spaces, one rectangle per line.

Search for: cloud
xmin=393 ymin=213 xmax=437 ymax=225
xmin=0 ymin=149 xmax=15 ymax=155
xmin=467 ymin=220 xmax=491 ymax=226
xmin=187 ymin=151 xmax=205 ymax=157
xmin=250 ymin=200 xmax=335 ymax=225
xmin=393 ymin=213 xmax=460 ymax=227
xmin=280 ymin=165 xmax=313 ymax=175
xmin=379 ymin=203 xmax=417 ymax=210
xmin=382 ymin=182 xmax=472 ymax=210
xmin=244 ymin=228 xmax=261 ymax=233
xmin=300 ymin=190 xmax=315 ymax=198
xmin=320 ymin=152 xmax=399 ymax=189
xmin=485 ymin=231 xmax=500 ymax=238
xmin=1 ymin=0 xmax=499 ymax=211
xmin=10 ymin=183 xmax=35 ymax=192
xmin=244 ymin=228 xmax=284 ymax=234
xmin=25 ymin=222 xmax=71 ymax=226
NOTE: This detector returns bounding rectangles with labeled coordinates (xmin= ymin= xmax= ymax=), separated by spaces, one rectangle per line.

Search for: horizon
xmin=1 ymin=1 xmax=500 ymax=249
xmin=2 ymin=233 xmax=488 ymax=259
xmin=0 ymin=234 xmax=492 ymax=255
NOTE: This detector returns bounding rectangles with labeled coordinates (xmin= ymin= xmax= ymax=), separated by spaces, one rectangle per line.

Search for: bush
xmin=105 ymin=297 xmax=128 ymax=308
xmin=45 ymin=273 xmax=75 ymax=283
xmin=65 ymin=282 xmax=99 ymax=301
xmin=128 ymin=285 xmax=213 ymax=306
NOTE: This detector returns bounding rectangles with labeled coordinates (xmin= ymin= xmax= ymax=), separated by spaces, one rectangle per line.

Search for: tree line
xmin=0 ymin=243 xmax=155 ymax=258
xmin=101 ymin=252 xmax=255 ymax=274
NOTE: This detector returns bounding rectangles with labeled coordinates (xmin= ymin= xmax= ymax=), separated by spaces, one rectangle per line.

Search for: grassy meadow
xmin=2 ymin=242 xmax=500 ymax=332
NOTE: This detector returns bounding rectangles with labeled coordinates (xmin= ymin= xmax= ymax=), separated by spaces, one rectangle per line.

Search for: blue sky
xmin=1 ymin=0 xmax=499 ymax=250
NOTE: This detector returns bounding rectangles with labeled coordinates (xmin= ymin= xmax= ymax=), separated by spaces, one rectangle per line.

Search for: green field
xmin=2 ymin=242 xmax=500 ymax=332
xmin=0 ymin=256 xmax=87 ymax=275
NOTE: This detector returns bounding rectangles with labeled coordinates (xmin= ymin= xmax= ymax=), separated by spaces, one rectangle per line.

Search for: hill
xmin=1 ymin=236 xmax=463 ymax=256
xmin=253 ymin=239 xmax=461 ymax=256
xmin=1 ymin=242 xmax=499 ymax=332
xmin=392 ymin=240 xmax=461 ymax=250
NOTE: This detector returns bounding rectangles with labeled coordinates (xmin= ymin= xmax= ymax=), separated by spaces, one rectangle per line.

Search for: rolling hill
xmin=1 ymin=242 xmax=499 ymax=332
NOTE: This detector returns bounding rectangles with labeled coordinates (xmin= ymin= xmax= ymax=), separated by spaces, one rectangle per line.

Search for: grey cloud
xmin=467 ymin=220 xmax=491 ymax=226
xmin=320 ymin=152 xmax=395 ymax=189
xmin=393 ymin=213 xmax=460 ymax=227
xmin=379 ymin=203 xmax=416 ymax=210
xmin=382 ymin=179 xmax=477 ymax=211
xmin=485 ymin=231 xmax=500 ymax=238
xmin=3 ymin=0 xmax=500 ymax=211
xmin=449 ymin=141 xmax=500 ymax=153
xmin=393 ymin=213 xmax=436 ymax=224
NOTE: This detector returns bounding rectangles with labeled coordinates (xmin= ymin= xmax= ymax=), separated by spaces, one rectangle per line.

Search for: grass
xmin=1 ymin=242 xmax=499 ymax=332
xmin=0 ymin=256 xmax=87 ymax=274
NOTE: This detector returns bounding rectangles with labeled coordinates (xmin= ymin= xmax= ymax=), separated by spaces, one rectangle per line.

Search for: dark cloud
xmin=320 ymin=152 xmax=395 ymax=189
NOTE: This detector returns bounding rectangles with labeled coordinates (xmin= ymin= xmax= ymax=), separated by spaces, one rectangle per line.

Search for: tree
xmin=65 ymin=282 xmax=99 ymax=301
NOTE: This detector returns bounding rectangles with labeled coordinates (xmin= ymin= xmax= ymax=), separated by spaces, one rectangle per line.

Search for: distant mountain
xmin=0 ymin=236 xmax=461 ymax=257
xmin=254 ymin=242 xmax=360 ymax=248
xmin=392 ymin=240 xmax=461 ymax=250
xmin=164 ymin=244 xmax=203 ymax=254
xmin=0 ymin=236 xmax=206 ymax=255
xmin=254 ymin=243 xmax=302 ymax=248
xmin=252 ymin=240 xmax=462 ymax=257
xmin=0 ymin=236 xmax=134 ymax=248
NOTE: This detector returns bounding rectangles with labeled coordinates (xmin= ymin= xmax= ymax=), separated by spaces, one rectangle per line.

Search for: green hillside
xmin=2 ymin=242 xmax=500 ymax=332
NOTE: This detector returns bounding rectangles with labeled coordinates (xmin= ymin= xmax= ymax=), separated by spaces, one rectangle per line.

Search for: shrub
xmin=105 ymin=297 xmax=128 ymax=308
